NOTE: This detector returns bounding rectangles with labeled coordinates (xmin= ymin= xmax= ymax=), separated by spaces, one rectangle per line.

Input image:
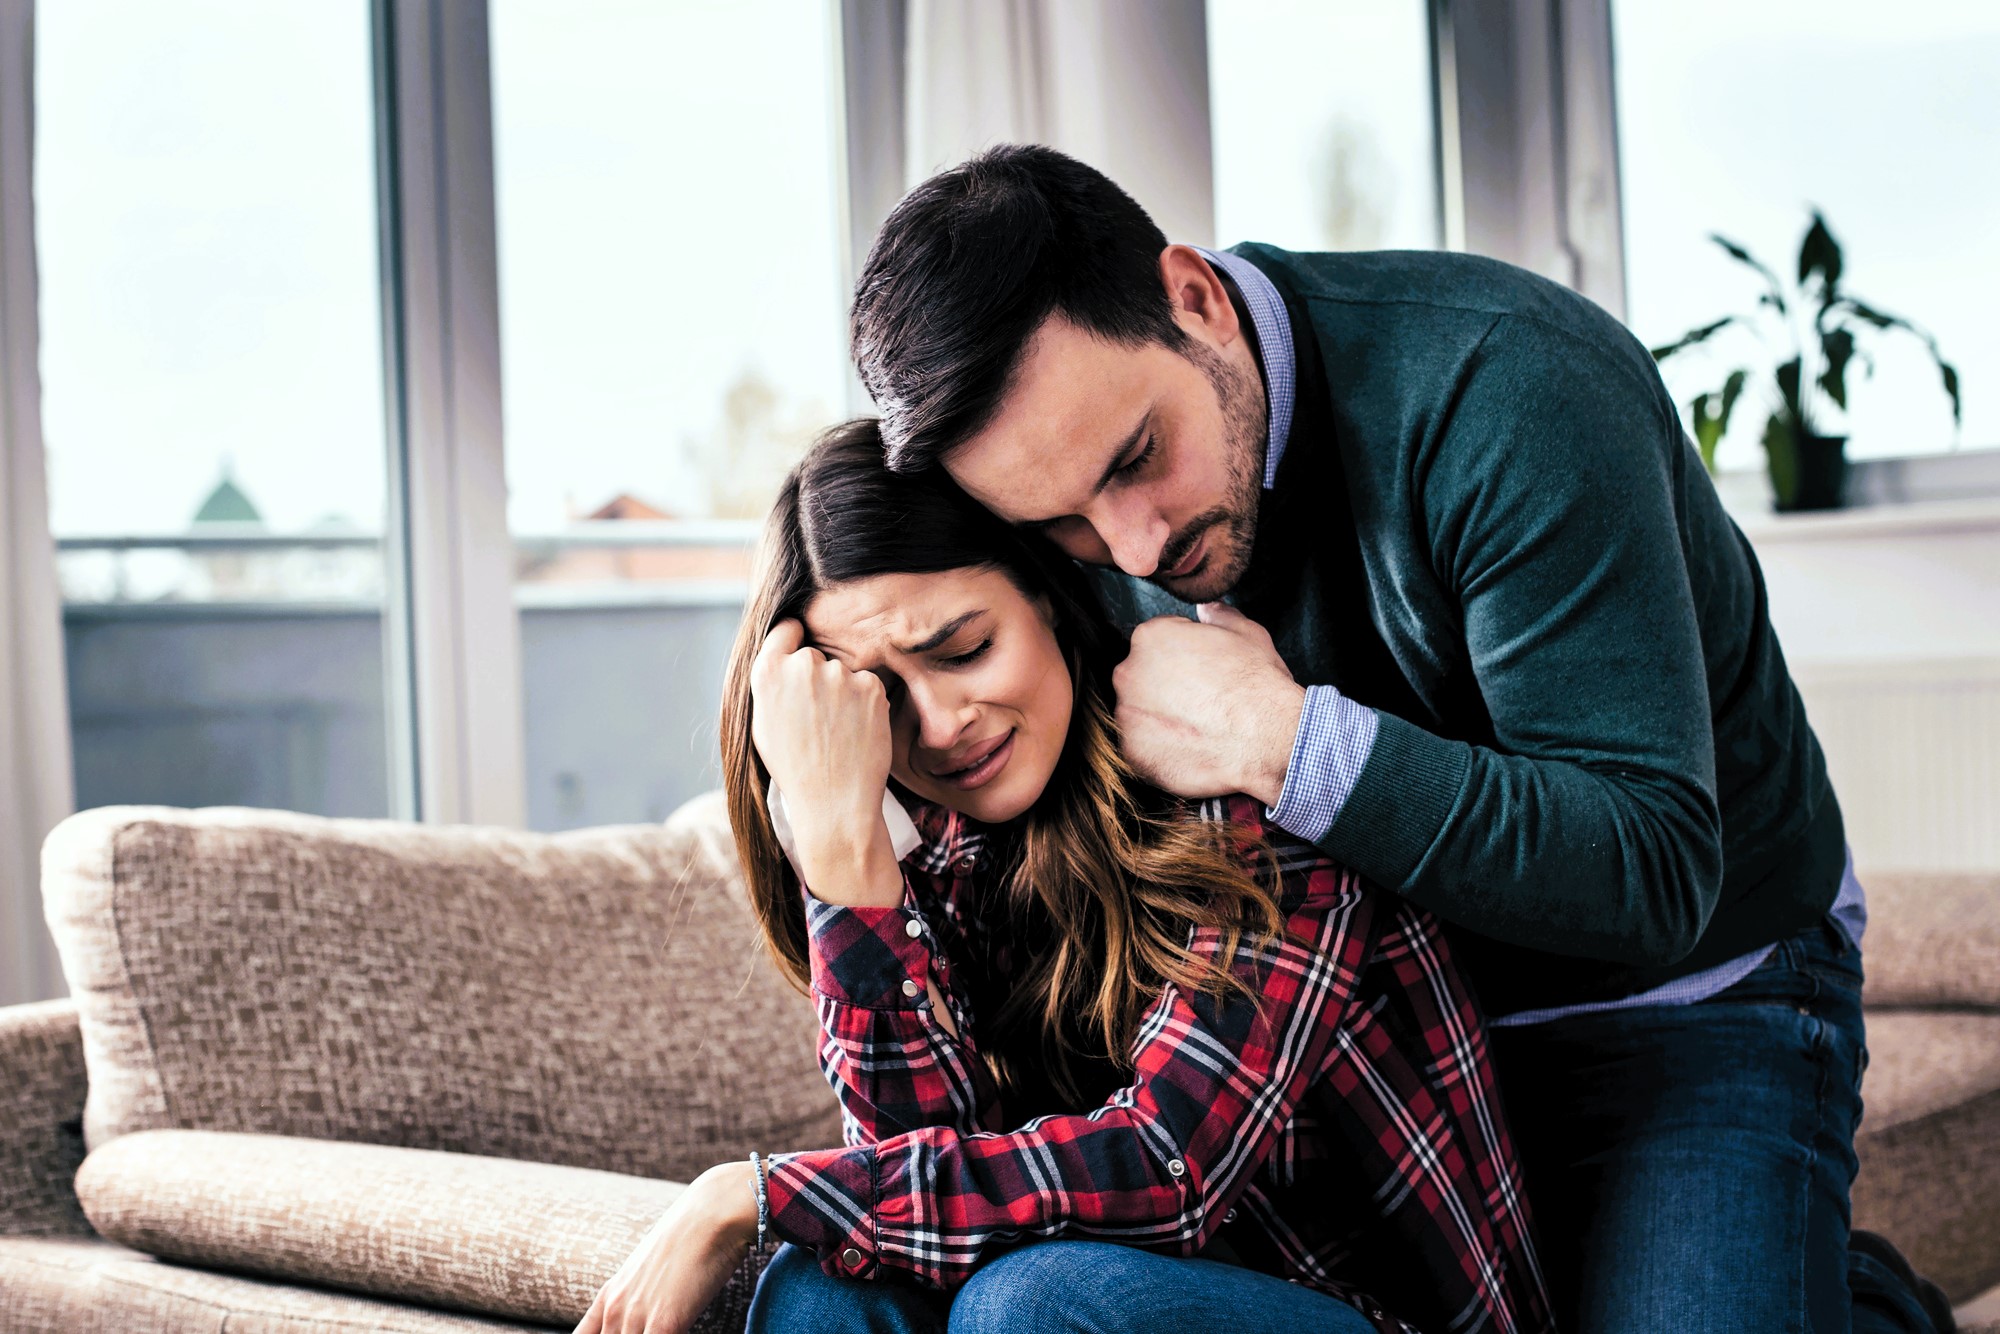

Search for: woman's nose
xmin=908 ymin=681 xmax=973 ymax=754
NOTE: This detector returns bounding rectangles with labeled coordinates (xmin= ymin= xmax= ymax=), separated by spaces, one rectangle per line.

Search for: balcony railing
xmin=56 ymin=522 xmax=759 ymax=829
xmin=55 ymin=520 xmax=761 ymax=610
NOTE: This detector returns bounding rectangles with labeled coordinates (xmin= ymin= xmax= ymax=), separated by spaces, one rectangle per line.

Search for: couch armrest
xmin=1859 ymin=870 xmax=2000 ymax=1010
xmin=0 ymin=999 xmax=93 ymax=1238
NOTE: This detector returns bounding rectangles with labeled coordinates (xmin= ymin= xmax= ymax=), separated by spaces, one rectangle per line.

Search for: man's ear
xmin=1158 ymin=244 xmax=1243 ymax=347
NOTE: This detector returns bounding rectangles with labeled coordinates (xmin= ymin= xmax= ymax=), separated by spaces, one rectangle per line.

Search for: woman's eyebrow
xmin=898 ymin=610 xmax=983 ymax=655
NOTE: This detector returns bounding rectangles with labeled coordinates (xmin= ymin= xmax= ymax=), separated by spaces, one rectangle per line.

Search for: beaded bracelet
xmin=748 ymin=1150 xmax=771 ymax=1255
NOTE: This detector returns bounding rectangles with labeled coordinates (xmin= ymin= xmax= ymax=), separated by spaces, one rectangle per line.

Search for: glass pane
xmin=492 ymin=0 xmax=847 ymax=831
xmin=1614 ymin=0 xmax=1997 ymax=466
xmin=1208 ymin=0 xmax=1439 ymax=251
xmin=37 ymin=0 xmax=393 ymax=817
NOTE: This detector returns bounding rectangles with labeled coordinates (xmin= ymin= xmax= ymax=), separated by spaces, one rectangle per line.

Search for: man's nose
xmin=1094 ymin=499 xmax=1170 ymax=577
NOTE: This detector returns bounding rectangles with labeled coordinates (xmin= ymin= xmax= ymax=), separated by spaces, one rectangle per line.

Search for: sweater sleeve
xmin=1311 ymin=313 xmax=1724 ymax=968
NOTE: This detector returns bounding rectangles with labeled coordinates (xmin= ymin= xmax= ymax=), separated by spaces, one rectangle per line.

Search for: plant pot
xmin=1772 ymin=432 xmax=1849 ymax=512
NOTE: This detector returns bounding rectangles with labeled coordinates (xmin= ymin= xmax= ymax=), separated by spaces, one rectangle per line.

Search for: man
xmin=847 ymin=145 xmax=1953 ymax=1331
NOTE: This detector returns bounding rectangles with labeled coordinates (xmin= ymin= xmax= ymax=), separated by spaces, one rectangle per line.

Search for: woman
xmin=574 ymin=420 xmax=1553 ymax=1334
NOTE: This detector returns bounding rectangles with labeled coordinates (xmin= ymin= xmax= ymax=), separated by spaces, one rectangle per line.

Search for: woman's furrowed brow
xmin=898 ymin=610 xmax=983 ymax=655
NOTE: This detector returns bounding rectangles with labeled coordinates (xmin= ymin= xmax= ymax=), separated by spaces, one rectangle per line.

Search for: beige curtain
xmin=0 ymin=3 xmax=76 ymax=1005
xmin=902 ymin=0 xmax=1216 ymax=247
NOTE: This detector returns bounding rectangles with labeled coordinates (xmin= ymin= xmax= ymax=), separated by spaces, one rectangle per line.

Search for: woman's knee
xmin=947 ymin=1241 xmax=1126 ymax=1334
xmin=748 ymin=1241 xmax=947 ymax=1334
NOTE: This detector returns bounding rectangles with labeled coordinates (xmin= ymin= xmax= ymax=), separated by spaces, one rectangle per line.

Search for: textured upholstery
xmin=72 ymin=1129 xmax=769 ymax=1329
xmin=11 ymin=800 xmax=1998 ymax=1327
xmin=1859 ymin=870 xmax=2000 ymax=1009
xmin=39 ymin=791 xmax=842 ymax=1179
xmin=0 ymin=998 xmax=92 ymax=1238
xmin=0 ymin=1234 xmax=543 ymax=1332
xmin=1854 ymin=1012 xmax=2000 ymax=1303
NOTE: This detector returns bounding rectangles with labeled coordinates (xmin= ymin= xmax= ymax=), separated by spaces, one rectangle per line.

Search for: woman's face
xmin=802 ymin=565 xmax=1074 ymax=824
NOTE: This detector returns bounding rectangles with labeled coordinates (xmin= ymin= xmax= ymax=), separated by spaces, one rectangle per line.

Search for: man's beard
xmin=1148 ymin=338 xmax=1267 ymax=604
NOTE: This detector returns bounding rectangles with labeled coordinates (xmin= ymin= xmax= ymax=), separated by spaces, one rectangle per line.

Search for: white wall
xmin=1742 ymin=497 xmax=2000 ymax=871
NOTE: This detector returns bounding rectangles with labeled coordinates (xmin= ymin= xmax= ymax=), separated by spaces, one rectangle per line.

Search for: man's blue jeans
xmin=744 ymin=1235 xmax=1379 ymax=1334
xmin=1490 ymin=913 xmax=1937 ymax=1333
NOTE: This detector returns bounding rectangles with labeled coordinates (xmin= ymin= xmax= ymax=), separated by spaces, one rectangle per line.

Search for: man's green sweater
xmin=1092 ymin=244 xmax=1846 ymax=1015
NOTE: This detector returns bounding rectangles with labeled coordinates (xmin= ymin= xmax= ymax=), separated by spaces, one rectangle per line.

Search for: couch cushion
xmin=72 ymin=1128 xmax=769 ymax=1329
xmin=1858 ymin=870 xmax=2000 ymax=1009
xmin=41 ymin=791 xmax=842 ymax=1182
xmin=1853 ymin=1011 xmax=2000 ymax=1303
xmin=0 ymin=998 xmax=92 ymax=1238
xmin=0 ymin=1233 xmax=540 ymax=1333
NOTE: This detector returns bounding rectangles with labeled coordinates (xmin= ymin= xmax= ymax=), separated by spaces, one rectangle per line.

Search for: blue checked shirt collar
xmin=1193 ymin=246 xmax=1294 ymax=490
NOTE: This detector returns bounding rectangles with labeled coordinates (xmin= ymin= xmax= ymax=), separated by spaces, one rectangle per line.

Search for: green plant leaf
xmin=1690 ymin=393 xmax=1722 ymax=472
xmin=1775 ymin=356 xmax=1805 ymax=428
xmin=1718 ymin=367 xmax=1748 ymax=423
xmin=1837 ymin=297 xmax=1901 ymax=330
xmin=1650 ymin=316 xmax=1735 ymax=362
xmin=1711 ymin=233 xmax=1789 ymax=316
xmin=1837 ymin=298 xmax=1963 ymax=430
xmin=1818 ymin=327 xmax=1856 ymax=410
xmin=1763 ymin=411 xmax=1799 ymax=510
xmin=1797 ymin=210 xmax=1843 ymax=305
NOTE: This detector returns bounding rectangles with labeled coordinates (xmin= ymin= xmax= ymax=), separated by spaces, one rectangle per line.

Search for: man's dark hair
xmin=852 ymin=144 xmax=1187 ymax=474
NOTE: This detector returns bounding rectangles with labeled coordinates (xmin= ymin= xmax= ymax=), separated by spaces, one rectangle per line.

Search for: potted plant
xmin=1650 ymin=210 xmax=1962 ymax=511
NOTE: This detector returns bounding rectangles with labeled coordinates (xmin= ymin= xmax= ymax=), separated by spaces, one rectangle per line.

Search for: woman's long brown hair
xmin=721 ymin=418 xmax=1292 ymax=1107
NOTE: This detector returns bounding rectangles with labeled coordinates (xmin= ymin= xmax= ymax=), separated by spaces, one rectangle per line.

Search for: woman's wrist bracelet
xmin=748 ymin=1151 xmax=771 ymax=1255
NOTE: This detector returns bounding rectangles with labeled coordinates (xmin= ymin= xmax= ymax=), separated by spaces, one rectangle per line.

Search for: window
xmin=491 ymin=0 xmax=847 ymax=830
xmin=1207 ymin=0 xmax=1440 ymax=251
xmin=1614 ymin=0 xmax=1997 ymax=467
xmin=37 ymin=0 xmax=394 ymax=816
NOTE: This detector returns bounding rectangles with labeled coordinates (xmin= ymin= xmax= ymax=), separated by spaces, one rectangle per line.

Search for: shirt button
xmin=1224 ymin=1207 xmax=1237 ymax=1223
xmin=840 ymin=1246 xmax=863 ymax=1269
xmin=901 ymin=978 xmax=920 ymax=998
xmin=956 ymin=852 xmax=977 ymax=871
xmin=1166 ymin=1158 xmax=1186 ymax=1177
xmin=904 ymin=918 xmax=924 ymax=938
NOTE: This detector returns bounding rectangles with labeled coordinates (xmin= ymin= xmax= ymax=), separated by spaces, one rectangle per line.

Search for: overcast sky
xmin=35 ymin=0 xmax=1997 ymax=539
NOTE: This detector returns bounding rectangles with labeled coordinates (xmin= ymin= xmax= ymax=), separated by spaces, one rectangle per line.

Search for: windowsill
xmin=1714 ymin=446 xmax=2000 ymax=541
xmin=1732 ymin=495 xmax=2000 ymax=544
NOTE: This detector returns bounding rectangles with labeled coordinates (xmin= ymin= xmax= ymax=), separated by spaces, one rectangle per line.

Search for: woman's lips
xmin=932 ymin=730 xmax=1015 ymax=791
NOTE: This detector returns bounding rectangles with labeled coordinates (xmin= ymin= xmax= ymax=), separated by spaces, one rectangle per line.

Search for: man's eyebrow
xmin=1020 ymin=415 xmax=1150 ymax=532
xmin=898 ymin=610 xmax=983 ymax=655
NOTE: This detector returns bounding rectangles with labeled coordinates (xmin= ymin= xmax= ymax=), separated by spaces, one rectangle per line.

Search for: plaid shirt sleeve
xmin=795 ymin=870 xmax=1001 ymax=1147
xmin=765 ymin=843 xmax=1382 ymax=1292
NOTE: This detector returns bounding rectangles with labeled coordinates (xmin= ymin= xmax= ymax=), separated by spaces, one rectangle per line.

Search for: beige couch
xmin=1 ymin=794 xmax=1996 ymax=1331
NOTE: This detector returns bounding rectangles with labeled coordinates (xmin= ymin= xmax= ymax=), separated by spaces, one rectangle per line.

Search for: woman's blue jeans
xmin=1490 ymin=913 xmax=1938 ymax=1333
xmin=744 ymin=1235 xmax=1378 ymax=1334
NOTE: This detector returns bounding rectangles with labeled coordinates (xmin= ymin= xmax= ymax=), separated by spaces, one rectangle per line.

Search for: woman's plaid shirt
xmin=764 ymin=795 xmax=1554 ymax=1334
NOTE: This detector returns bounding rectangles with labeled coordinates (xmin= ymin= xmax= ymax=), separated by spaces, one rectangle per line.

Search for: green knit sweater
xmin=1090 ymin=243 xmax=1846 ymax=1015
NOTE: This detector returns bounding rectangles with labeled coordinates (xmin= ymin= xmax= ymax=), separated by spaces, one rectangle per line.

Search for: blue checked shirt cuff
xmin=1266 ymin=685 xmax=1379 ymax=844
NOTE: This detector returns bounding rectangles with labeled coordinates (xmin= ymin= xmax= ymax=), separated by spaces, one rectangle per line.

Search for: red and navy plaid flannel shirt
xmin=765 ymin=794 xmax=1554 ymax=1334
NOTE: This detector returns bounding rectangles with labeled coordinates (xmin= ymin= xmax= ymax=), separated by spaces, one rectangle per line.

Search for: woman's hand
xmin=572 ymin=1161 xmax=759 ymax=1334
xmin=748 ymin=618 xmax=903 ymax=906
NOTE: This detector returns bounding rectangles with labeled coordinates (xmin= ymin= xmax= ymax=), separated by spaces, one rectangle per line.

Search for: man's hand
xmin=1113 ymin=603 xmax=1305 ymax=807
xmin=572 ymin=1161 xmax=758 ymax=1334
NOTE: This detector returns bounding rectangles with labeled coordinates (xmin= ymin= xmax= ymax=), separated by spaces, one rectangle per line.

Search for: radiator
xmin=1791 ymin=658 xmax=2000 ymax=871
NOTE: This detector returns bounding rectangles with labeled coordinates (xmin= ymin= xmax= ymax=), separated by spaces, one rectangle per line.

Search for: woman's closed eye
xmin=938 ymin=639 xmax=992 ymax=669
